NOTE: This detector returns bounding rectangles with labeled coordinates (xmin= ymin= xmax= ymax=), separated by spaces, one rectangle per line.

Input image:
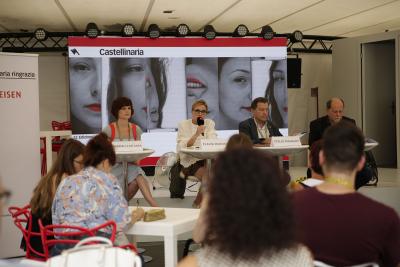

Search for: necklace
xmin=116 ymin=121 xmax=131 ymax=141
xmin=325 ymin=177 xmax=353 ymax=189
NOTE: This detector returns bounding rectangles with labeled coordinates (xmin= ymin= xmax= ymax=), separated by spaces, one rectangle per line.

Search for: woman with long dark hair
xmin=179 ymin=148 xmax=312 ymax=266
xmin=24 ymin=139 xmax=84 ymax=256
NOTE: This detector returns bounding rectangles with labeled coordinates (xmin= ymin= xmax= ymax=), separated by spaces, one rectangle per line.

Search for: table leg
xmin=206 ymin=158 xmax=212 ymax=176
xmin=122 ymin=161 xmax=129 ymax=200
xmin=164 ymin=235 xmax=178 ymax=267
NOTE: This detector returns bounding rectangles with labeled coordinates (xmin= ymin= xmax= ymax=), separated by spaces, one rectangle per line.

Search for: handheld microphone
xmin=197 ymin=117 xmax=205 ymax=136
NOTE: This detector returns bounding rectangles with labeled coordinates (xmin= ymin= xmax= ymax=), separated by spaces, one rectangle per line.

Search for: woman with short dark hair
xmin=52 ymin=133 xmax=131 ymax=254
xmin=179 ymin=148 xmax=313 ymax=267
xmin=103 ymin=96 xmax=158 ymax=206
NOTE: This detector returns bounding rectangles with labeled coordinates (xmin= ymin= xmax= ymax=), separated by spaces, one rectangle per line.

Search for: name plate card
xmin=113 ymin=141 xmax=143 ymax=153
xmin=200 ymin=139 xmax=227 ymax=150
xmin=270 ymin=136 xmax=301 ymax=147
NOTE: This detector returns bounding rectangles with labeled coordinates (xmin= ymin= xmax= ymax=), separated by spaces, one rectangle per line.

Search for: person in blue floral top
xmin=52 ymin=133 xmax=131 ymax=254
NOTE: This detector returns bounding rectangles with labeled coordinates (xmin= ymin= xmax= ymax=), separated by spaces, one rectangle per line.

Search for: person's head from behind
xmin=30 ymin=139 xmax=84 ymax=218
xmin=205 ymin=148 xmax=295 ymax=260
xmin=309 ymin=140 xmax=323 ymax=179
xmin=111 ymin=96 xmax=134 ymax=122
xmin=266 ymin=59 xmax=288 ymax=128
xmin=109 ymin=58 xmax=160 ymax=130
xmin=218 ymin=57 xmax=252 ymax=125
xmin=251 ymin=97 xmax=269 ymax=124
xmin=326 ymin=97 xmax=345 ymax=124
xmin=0 ymin=177 xmax=11 ymax=228
xmin=191 ymin=99 xmax=208 ymax=123
xmin=69 ymin=57 xmax=102 ymax=133
xmin=83 ymin=133 xmax=116 ymax=173
xmin=185 ymin=58 xmax=219 ymax=121
xmin=225 ymin=133 xmax=253 ymax=150
xmin=321 ymin=121 xmax=365 ymax=176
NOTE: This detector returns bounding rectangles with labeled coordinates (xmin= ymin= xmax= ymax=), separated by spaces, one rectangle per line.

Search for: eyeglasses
xmin=193 ymin=109 xmax=208 ymax=114
xmin=0 ymin=190 xmax=11 ymax=205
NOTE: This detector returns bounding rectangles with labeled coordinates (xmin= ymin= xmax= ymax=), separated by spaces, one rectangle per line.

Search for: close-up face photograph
xmin=266 ymin=59 xmax=288 ymax=128
xmin=185 ymin=58 xmax=219 ymax=121
xmin=69 ymin=57 xmax=102 ymax=133
xmin=219 ymin=57 xmax=252 ymax=127
xmin=110 ymin=58 xmax=160 ymax=131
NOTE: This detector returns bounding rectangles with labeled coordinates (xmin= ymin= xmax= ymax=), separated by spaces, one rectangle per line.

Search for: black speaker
xmin=287 ymin=58 xmax=302 ymax=88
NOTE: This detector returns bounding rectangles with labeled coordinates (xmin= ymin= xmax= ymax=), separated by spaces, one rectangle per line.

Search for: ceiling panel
xmin=305 ymin=0 xmax=400 ymax=36
xmin=0 ymin=0 xmax=400 ymax=38
xmin=211 ymin=0 xmax=323 ymax=33
xmin=0 ymin=0 xmax=72 ymax=32
xmin=344 ymin=17 xmax=400 ymax=37
xmin=269 ymin=0 xmax=396 ymax=35
xmin=146 ymin=0 xmax=236 ymax=31
xmin=59 ymin=0 xmax=151 ymax=31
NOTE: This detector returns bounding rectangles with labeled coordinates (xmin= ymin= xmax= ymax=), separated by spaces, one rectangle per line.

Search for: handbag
xmin=46 ymin=236 xmax=141 ymax=267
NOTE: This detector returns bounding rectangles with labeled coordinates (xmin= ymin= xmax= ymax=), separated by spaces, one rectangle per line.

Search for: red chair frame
xmin=39 ymin=220 xmax=117 ymax=259
xmin=51 ymin=120 xmax=72 ymax=153
xmin=8 ymin=205 xmax=46 ymax=261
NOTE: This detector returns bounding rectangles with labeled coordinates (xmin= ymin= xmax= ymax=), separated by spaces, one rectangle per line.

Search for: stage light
xmin=176 ymin=24 xmax=190 ymax=37
xmin=85 ymin=22 xmax=99 ymax=38
xmin=233 ymin=24 xmax=248 ymax=37
xmin=203 ymin=25 xmax=216 ymax=40
xmin=122 ymin=24 xmax=136 ymax=37
xmin=291 ymin=30 xmax=303 ymax=42
xmin=260 ymin=25 xmax=274 ymax=40
xmin=34 ymin=28 xmax=47 ymax=41
xmin=148 ymin=24 xmax=161 ymax=39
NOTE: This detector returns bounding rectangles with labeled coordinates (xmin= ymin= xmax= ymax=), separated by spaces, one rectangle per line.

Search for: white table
xmin=255 ymin=144 xmax=309 ymax=155
xmin=40 ymin=130 xmax=72 ymax=174
xmin=115 ymin=149 xmax=154 ymax=200
xmin=125 ymin=207 xmax=200 ymax=267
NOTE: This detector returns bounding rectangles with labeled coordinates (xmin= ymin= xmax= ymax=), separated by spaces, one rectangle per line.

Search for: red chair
xmin=39 ymin=220 xmax=117 ymax=259
xmin=8 ymin=205 xmax=46 ymax=261
xmin=51 ymin=120 xmax=72 ymax=153
xmin=40 ymin=137 xmax=47 ymax=176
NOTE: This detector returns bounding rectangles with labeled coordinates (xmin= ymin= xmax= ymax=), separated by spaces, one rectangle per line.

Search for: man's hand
xmin=260 ymin=137 xmax=272 ymax=146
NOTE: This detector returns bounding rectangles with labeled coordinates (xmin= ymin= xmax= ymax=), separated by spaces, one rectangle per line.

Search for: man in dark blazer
xmin=309 ymin=97 xmax=355 ymax=147
xmin=239 ymin=97 xmax=282 ymax=145
xmin=308 ymin=97 xmax=373 ymax=188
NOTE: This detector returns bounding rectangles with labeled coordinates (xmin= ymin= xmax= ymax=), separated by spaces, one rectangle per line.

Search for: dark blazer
xmin=308 ymin=115 xmax=356 ymax=147
xmin=239 ymin=118 xmax=282 ymax=144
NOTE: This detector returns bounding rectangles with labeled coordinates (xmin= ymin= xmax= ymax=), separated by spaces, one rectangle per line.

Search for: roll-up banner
xmin=68 ymin=37 xmax=288 ymax=160
xmin=0 ymin=52 xmax=40 ymax=257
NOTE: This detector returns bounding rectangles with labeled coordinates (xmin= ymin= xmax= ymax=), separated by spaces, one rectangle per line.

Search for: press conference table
xmin=180 ymin=144 xmax=309 ymax=159
xmin=125 ymin=207 xmax=200 ymax=267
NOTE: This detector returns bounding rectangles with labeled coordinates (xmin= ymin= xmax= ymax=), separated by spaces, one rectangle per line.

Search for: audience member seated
xmin=22 ymin=139 xmax=84 ymax=257
xmin=103 ymin=96 xmax=157 ymax=206
xmin=1 ymin=179 xmax=38 ymax=267
xmin=291 ymin=140 xmax=324 ymax=191
xmin=308 ymin=97 xmax=373 ymax=188
xmin=177 ymin=99 xmax=217 ymax=208
xmin=238 ymin=97 xmax=282 ymax=146
xmin=178 ymin=148 xmax=313 ymax=267
xmin=225 ymin=133 xmax=253 ymax=150
xmin=293 ymin=121 xmax=400 ymax=266
xmin=52 ymin=133 xmax=131 ymax=255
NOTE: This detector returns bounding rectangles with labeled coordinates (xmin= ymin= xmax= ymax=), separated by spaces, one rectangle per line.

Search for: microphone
xmin=197 ymin=117 xmax=205 ymax=136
